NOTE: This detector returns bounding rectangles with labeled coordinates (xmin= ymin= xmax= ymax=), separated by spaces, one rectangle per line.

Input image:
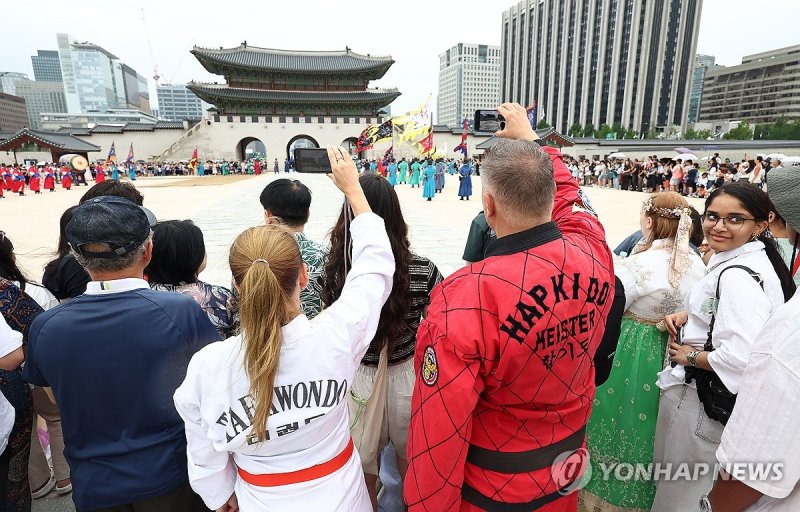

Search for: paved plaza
xmin=0 ymin=170 xmax=704 ymax=512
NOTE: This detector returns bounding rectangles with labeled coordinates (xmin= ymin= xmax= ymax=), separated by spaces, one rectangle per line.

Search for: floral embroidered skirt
xmin=579 ymin=316 xmax=667 ymax=512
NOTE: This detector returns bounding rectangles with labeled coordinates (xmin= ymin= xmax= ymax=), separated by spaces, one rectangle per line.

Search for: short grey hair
xmin=72 ymin=236 xmax=150 ymax=274
xmin=481 ymin=140 xmax=556 ymax=221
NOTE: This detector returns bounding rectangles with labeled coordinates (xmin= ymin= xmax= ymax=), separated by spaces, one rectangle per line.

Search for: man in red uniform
xmin=405 ymin=103 xmax=615 ymax=512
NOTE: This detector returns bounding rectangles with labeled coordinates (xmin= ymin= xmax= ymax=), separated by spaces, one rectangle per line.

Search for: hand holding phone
xmin=474 ymin=109 xmax=505 ymax=133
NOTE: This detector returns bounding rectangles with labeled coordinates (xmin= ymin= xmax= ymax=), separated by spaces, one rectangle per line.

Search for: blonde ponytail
xmin=230 ymin=226 xmax=302 ymax=441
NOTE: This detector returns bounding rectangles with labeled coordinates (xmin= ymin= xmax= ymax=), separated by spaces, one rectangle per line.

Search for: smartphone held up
xmin=293 ymin=148 xmax=333 ymax=174
xmin=474 ymin=109 xmax=505 ymax=133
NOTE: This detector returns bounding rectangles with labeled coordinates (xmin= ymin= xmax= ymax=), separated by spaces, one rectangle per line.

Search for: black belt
xmin=462 ymin=483 xmax=570 ymax=512
xmin=466 ymin=426 xmax=586 ymax=474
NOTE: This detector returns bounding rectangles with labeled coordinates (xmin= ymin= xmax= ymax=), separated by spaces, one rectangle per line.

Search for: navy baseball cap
xmin=67 ymin=196 xmax=151 ymax=258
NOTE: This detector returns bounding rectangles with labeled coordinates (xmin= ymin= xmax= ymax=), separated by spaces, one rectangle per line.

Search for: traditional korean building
xmin=188 ymin=43 xmax=400 ymax=117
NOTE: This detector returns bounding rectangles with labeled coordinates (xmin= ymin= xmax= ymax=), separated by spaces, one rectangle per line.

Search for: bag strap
xmin=705 ymin=265 xmax=763 ymax=352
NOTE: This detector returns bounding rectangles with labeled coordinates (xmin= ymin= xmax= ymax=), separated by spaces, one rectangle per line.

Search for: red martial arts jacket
xmin=405 ymin=145 xmax=615 ymax=512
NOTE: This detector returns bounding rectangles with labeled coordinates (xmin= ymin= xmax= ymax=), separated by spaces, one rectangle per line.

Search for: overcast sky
xmin=2 ymin=0 xmax=798 ymax=115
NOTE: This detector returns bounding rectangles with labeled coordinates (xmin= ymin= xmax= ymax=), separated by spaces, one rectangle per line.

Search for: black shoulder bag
xmin=684 ymin=265 xmax=763 ymax=426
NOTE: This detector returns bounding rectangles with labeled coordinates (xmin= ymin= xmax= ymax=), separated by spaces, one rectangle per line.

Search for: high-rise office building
xmin=0 ymin=72 xmax=29 ymax=96
xmin=698 ymin=45 xmax=800 ymax=126
xmin=500 ymin=0 xmax=703 ymax=135
xmin=0 ymin=92 xmax=29 ymax=132
xmin=687 ymin=55 xmax=719 ymax=124
xmin=437 ymin=43 xmax=501 ymax=128
xmin=56 ymin=33 xmax=149 ymax=115
xmin=156 ymin=84 xmax=204 ymax=121
xmin=31 ymin=50 xmax=63 ymax=82
xmin=12 ymin=79 xmax=68 ymax=129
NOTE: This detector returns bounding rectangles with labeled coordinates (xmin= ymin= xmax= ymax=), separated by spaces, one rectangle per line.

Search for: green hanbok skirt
xmin=580 ymin=315 xmax=667 ymax=512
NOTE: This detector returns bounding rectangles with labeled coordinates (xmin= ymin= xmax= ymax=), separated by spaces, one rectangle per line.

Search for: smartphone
xmin=474 ymin=109 xmax=505 ymax=133
xmin=294 ymin=148 xmax=332 ymax=174
xmin=670 ymin=327 xmax=683 ymax=368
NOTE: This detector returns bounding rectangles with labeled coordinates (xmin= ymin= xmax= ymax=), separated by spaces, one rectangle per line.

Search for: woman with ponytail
xmin=174 ymin=146 xmax=394 ymax=512
xmin=651 ymin=182 xmax=795 ymax=511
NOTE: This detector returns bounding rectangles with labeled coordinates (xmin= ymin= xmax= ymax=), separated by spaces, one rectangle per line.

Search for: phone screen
xmin=474 ymin=109 xmax=505 ymax=133
xmin=294 ymin=148 xmax=332 ymax=173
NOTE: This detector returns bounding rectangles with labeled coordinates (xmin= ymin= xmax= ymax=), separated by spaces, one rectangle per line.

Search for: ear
xmin=264 ymin=210 xmax=273 ymax=223
xmin=483 ymin=191 xmax=496 ymax=219
xmin=142 ymin=239 xmax=154 ymax=268
xmin=299 ymin=263 xmax=309 ymax=290
xmin=754 ymin=220 xmax=769 ymax=238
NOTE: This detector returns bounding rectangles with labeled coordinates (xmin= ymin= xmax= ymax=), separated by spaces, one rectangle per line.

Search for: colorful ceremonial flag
xmin=454 ymin=117 xmax=469 ymax=157
xmin=125 ymin=143 xmax=134 ymax=165
xmin=357 ymin=126 xmax=374 ymax=152
xmin=372 ymin=119 xmax=393 ymax=143
xmin=526 ymin=102 xmax=537 ymax=129
xmin=418 ymin=131 xmax=434 ymax=155
xmin=190 ymin=147 xmax=198 ymax=169
xmin=104 ymin=142 xmax=117 ymax=168
xmin=383 ymin=145 xmax=393 ymax=164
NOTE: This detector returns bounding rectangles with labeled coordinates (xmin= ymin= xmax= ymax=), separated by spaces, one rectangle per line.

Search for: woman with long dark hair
xmin=652 ymin=182 xmax=795 ymax=511
xmin=318 ymin=173 xmax=442 ymax=510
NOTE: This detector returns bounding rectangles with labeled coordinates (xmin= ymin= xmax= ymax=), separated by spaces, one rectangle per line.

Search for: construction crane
xmin=141 ymin=8 xmax=161 ymax=84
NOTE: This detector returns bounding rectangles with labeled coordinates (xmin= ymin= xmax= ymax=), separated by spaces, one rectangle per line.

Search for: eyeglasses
xmin=702 ymin=213 xmax=757 ymax=230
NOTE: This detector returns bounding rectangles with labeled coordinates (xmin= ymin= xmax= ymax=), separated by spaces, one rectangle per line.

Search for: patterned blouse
xmin=150 ymin=281 xmax=237 ymax=339
xmin=294 ymin=232 xmax=328 ymax=319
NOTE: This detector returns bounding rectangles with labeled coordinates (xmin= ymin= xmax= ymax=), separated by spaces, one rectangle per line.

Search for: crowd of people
xmin=1 ymin=103 xmax=799 ymax=512
xmin=567 ymin=153 xmax=790 ymax=198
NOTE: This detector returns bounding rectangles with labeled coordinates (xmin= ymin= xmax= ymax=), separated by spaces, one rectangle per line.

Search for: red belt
xmin=237 ymin=437 xmax=354 ymax=487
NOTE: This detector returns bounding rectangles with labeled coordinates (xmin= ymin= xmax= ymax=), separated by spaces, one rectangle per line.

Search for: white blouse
xmin=657 ymin=241 xmax=786 ymax=393
xmin=615 ymin=238 xmax=706 ymax=321
xmin=174 ymin=213 xmax=394 ymax=511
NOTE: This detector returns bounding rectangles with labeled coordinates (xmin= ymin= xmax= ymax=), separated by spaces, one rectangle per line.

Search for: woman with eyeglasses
xmin=651 ymin=182 xmax=796 ymax=511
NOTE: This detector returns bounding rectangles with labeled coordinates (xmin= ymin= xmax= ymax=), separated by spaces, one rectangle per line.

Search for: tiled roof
xmin=90 ymin=125 xmax=124 ymax=134
xmin=154 ymin=121 xmax=185 ymax=129
xmin=187 ymin=83 xmax=400 ymax=105
xmin=120 ymin=122 xmax=155 ymax=132
xmin=192 ymin=45 xmax=394 ymax=77
xmin=0 ymin=128 xmax=100 ymax=152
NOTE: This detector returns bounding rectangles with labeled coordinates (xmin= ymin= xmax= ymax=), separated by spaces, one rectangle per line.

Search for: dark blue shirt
xmin=23 ymin=280 xmax=220 ymax=510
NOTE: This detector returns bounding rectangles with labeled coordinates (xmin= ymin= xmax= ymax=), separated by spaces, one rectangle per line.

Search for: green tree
xmin=645 ymin=127 xmax=659 ymax=139
xmin=696 ymin=129 xmax=712 ymax=140
xmin=597 ymin=123 xmax=614 ymax=139
xmin=624 ymin=128 xmax=638 ymax=139
xmin=754 ymin=123 xmax=771 ymax=140
xmin=583 ymin=123 xmax=596 ymax=137
xmin=724 ymin=122 xmax=754 ymax=140
xmin=568 ymin=122 xmax=583 ymax=137
xmin=684 ymin=128 xmax=698 ymax=139
xmin=537 ymin=119 xmax=550 ymax=129
xmin=612 ymin=123 xmax=625 ymax=139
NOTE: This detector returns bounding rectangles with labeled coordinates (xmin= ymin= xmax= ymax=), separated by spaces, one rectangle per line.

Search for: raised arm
xmin=317 ymin=147 xmax=395 ymax=362
xmin=494 ymin=104 xmax=605 ymax=240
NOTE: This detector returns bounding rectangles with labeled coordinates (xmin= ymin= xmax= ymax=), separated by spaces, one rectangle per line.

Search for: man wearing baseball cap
xmin=705 ymin=168 xmax=800 ymax=511
xmin=23 ymin=196 xmax=220 ymax=511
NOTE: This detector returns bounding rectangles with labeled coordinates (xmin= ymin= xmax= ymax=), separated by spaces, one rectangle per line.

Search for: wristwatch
xmin=687 ymin=350 xmax=700 ymax=367
xmin=700 ymin=495 xmax=713 ymax=511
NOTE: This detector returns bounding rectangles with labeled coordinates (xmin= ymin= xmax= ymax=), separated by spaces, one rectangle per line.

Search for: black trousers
xmin=88 ymin=482 xmax=209 ymax=512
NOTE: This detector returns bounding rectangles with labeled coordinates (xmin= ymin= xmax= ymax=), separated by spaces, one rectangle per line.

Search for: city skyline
xmin=0 ymin=0 xmax=798 ymax=117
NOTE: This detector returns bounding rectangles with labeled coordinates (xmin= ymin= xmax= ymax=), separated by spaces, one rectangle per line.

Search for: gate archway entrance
xmin=236 ymin=137 xmax=266 ymax=161
xmin=286 ymin=134 xmax=319 ymax=159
